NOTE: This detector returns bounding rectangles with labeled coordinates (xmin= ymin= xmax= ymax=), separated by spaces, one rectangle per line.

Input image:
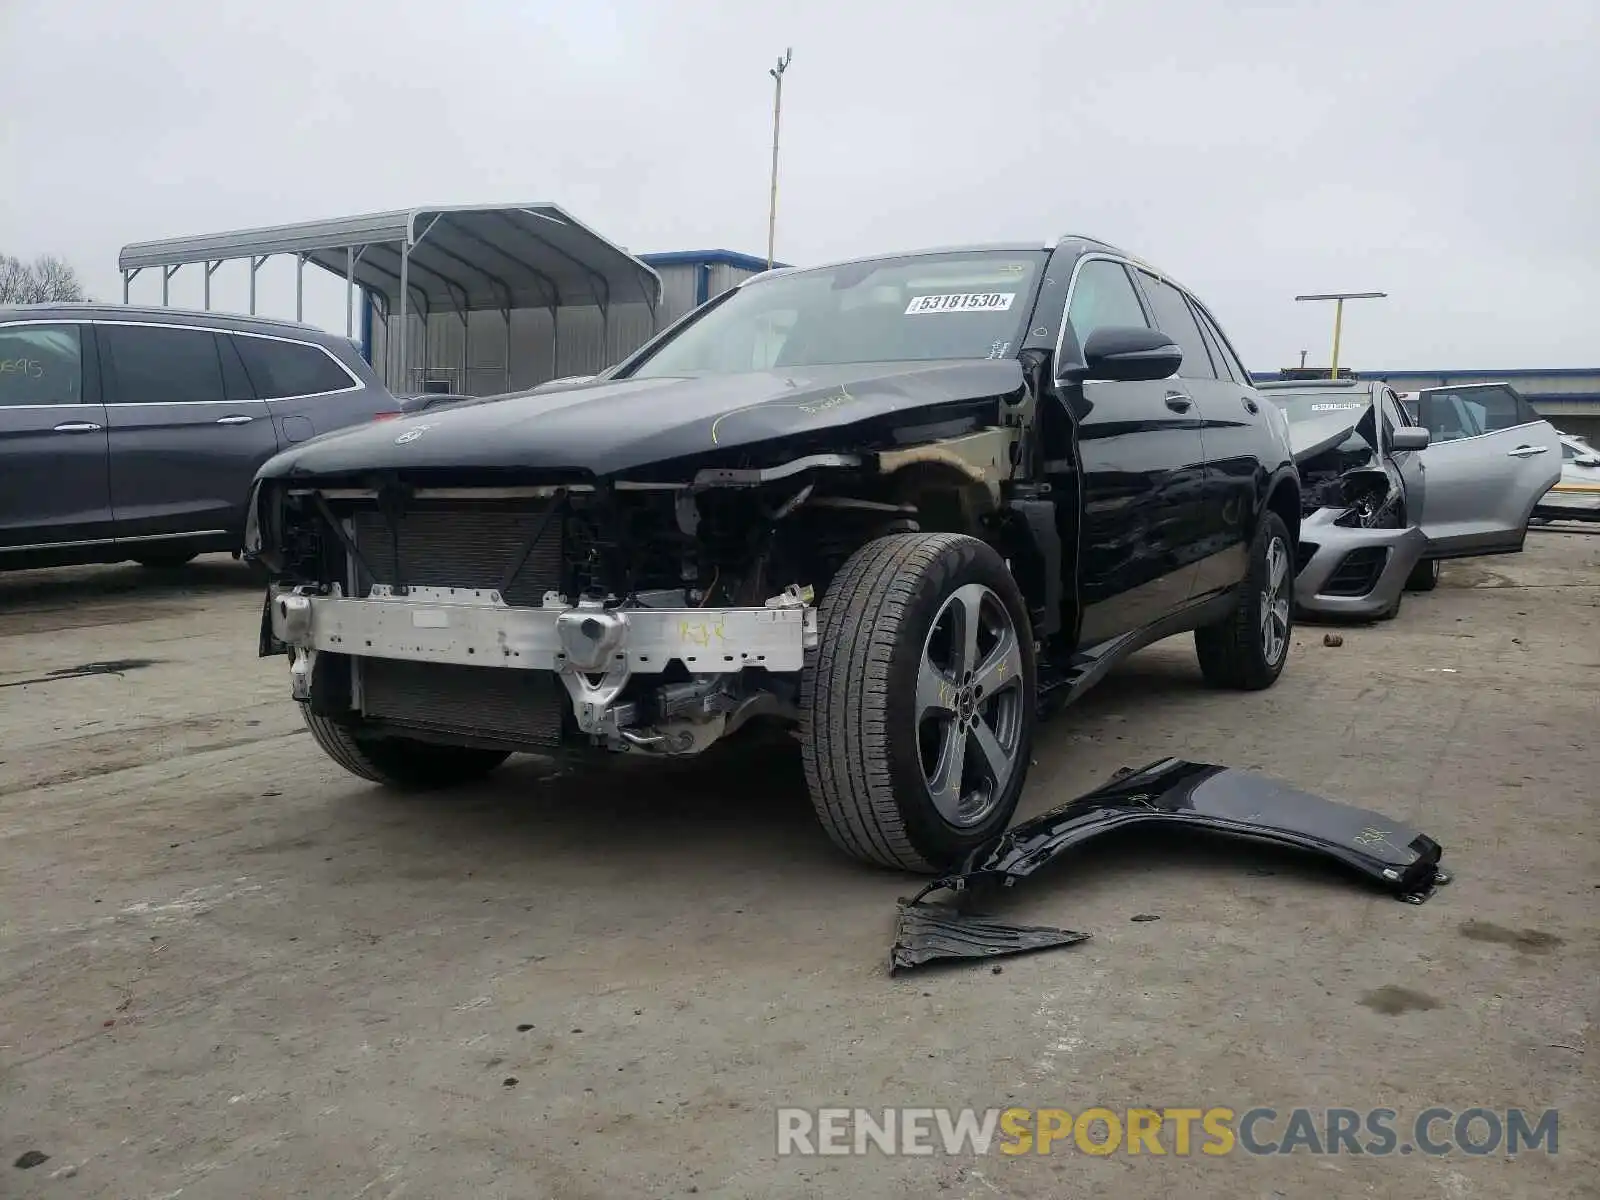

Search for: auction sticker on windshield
xmin=905 ymin=293 xmax=1016 ymax=315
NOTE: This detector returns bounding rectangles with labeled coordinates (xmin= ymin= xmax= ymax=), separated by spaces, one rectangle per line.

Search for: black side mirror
xmin=1063 ymin=326 xmax=1183 ymax=383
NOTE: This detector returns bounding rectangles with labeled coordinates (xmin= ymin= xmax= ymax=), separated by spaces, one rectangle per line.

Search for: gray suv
xmin=0 ymin=305 xmax=397 ymax=571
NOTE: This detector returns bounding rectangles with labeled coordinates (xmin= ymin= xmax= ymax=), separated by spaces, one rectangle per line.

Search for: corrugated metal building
xmin=118 ymin=206 xmax=782 ymax=400
xmin=367 ymin=248 xmax=781 ymax=396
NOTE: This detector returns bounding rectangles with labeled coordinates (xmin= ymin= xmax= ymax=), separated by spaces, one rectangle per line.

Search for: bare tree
xmin=0 ymin=253 xmax=90 ymax=304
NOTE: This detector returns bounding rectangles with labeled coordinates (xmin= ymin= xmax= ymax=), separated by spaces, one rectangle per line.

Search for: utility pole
xmin=1294 ymin=291 xmax=1386 ymax=378
xmin=766 ymin=48 xmax=793 ymax=270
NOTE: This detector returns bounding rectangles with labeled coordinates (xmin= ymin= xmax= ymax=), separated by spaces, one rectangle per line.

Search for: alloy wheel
xmin=1260 ymin=535 xmax=1291 ymax=667
xmin=914 ymin=584 xmax=1027 ymax=827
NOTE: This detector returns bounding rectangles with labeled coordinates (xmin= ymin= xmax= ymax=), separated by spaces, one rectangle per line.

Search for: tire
xmin=301 ymin=707 xmax=509 ymax=789
xmin=1405 ymin=557 xmax=1440 ymax=592
xmin=800 ymin=533 xmax=1037 ymax=874
xmin=1194 ymin=511 xmax=1294 ymax=691
xmin=134 ymin=550 xmax=198 ymax=569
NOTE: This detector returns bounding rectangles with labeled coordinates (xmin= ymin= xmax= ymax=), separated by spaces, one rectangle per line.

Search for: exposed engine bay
xmin=1290 ymin=399 xmax=1406 ymax=532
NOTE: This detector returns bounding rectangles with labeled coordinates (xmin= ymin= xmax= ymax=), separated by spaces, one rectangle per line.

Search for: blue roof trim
xmin=1253 ymin=367 xmax=1600 ymax=381
xmin=639 ymin=249 xmax=788 ymax=272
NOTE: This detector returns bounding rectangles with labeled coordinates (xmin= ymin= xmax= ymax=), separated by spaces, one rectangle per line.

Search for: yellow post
xmin=1297 ymin=291 xmax=1381 ymax=376
xmin=1329 ymin=297 xmax=1345 ymax=379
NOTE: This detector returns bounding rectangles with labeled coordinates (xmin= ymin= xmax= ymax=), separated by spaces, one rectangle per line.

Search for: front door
xmin=1378 ymin=389 xmax=1427 ymax=521
xmin=1409 ymin=384 xmax=1561 ymax=557
xmin=97 ymin=322 xmax=280 ymax=540
xmin=0 ymin=320 xmax=114 ymax=551
xmin=1051 ymin=258 xmax=1208 ymax=645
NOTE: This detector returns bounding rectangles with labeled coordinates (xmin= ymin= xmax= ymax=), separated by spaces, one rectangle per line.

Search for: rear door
xmin=1134 ymin=272 xmax=1259 ymax=600
xmin=98 ymin=322 xmax=280 ymax=539
xmin=0 ymin=320 xmax=114 ymax=550
xmin=229 ymin=331 xmax=377 ymax=445
xmin=1055 ymin=257 xmax=1209 ymax=644
xmin=1410 ymin=383 xmax=1561 ymax=557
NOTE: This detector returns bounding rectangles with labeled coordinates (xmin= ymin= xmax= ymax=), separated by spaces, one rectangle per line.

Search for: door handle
xmin=53 ymin=421 xmax=103 ymax=433
xmin=1506 ymin=445 xmax=1548 ymax=457
xmin=1164 ymin=392 xmax=1193 ymax=413
xmin=216 ymin=414 xmax=255 ymax=426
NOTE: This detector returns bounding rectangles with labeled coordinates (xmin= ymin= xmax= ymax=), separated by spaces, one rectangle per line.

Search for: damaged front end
xmin=1284 ymin=401 xmax=1423 ymax=616
xmin=249 ymin=395 xmax=1031 ymax=760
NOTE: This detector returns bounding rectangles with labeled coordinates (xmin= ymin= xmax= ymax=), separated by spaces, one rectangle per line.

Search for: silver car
xmin=1533 ymin=431 xmax=1600 ymax=521
xmin=1264 ymin=379 xmax=1561 ymax=618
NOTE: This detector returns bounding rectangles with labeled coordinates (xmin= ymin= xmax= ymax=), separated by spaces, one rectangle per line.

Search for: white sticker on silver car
xmin=904 ymin=293 xmax=1016 ymax=315
xmin=1310 ymin=402 xmax=1362 ymax=412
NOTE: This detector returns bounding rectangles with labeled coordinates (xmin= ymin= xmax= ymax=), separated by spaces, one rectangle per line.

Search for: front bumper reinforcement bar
xmin=269 ymin=585 xmax=815 ymax=676
xmin=268 ymin=584 xmax=818 ymax=751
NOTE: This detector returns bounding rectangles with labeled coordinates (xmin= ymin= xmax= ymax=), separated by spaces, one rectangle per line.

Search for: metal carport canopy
xmin=117 ymin=202 xmax=664 ymax=316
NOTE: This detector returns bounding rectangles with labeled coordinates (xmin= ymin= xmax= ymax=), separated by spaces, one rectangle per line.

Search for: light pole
xmin=1294 ymin=291 xmax=1386 ymax=378
xmin=766 ymin=48 xmax=793 ymax=270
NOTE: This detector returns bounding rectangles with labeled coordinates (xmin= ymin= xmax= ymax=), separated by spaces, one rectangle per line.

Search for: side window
xmin=1378 ymin=392 xmax=1403 ymax=444
xmin=217 ymin=334 xmax=257 ymax=402
xmin=1193 ymin=303 xmax=1252 ymax=384
xmin=1192 ymin=306 xmax=1237 ymax=383
xmin=103 ymin=325 xmax=224 ymax=404
xmin=234 ymin=335 xmax=356 ymax=399
xmin=1416 ymin=386 xmax=1535 ymax=440
xmin=1136 ymin=273 xmax=1217 ymax=380
xmin=1066 ymin=259 xmax=1149 ymax=350
xmin=0 ymin=323 xmax=83 ymax=405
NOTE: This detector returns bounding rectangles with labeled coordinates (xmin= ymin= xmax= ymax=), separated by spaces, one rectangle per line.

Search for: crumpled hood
xmin=255 ymin=359 xmax=1024 ymax=481
xmin=1289 ymin=410 xmax=1367 ymax=464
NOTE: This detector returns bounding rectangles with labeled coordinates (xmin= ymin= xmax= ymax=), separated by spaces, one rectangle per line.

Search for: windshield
xmin=623 ymin=250 xmax=1046 ymax=379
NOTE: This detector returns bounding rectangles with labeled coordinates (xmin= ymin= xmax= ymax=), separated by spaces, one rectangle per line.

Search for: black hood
xmin=255 ymin=359 xmax=1025 ymax=482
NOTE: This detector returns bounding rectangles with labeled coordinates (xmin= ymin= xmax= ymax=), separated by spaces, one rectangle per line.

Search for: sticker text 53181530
xmin=904 ymin=293 xmax=1016 ymax=316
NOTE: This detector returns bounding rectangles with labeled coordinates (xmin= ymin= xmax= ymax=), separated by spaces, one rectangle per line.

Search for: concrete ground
xmin=1 ymin=532 xmax=1595 ymax=1199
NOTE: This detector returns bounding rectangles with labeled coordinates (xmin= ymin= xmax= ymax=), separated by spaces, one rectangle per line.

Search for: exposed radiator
xmin=359 ymin=658 xmax=566 ymax=748
xmin=347 ymin=501 xmax=568 ymax=748
xmin=350 ymin=503 xmax=562 ymax=608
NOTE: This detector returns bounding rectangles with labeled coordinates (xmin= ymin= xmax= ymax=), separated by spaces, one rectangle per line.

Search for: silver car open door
xmin=1410 ymin=383 xmax=1561 ymax=558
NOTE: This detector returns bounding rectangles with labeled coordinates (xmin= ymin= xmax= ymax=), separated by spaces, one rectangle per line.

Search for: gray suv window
xmin=104 ymin=325 xmax=224 ymax=404
xmin=1414 ymin=385 xmax=1541 ymax=441
xmin=0 ymin=323 xmax=83 ymax=405
xmin=233 ymin=335 xmax=353 ymax=399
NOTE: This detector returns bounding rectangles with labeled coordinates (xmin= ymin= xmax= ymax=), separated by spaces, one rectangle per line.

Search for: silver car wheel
xmin=914 ymin=583 xmax=1026 ymax=827
xmin=1260 ymin=535 xmax=1291 ymax=667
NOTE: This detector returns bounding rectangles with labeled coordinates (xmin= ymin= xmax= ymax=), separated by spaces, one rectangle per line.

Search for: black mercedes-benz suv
xmin=249 ymin=236 xmax=1300 ymax=873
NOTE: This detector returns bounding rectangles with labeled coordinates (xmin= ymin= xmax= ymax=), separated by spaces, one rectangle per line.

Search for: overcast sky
xmin=3 ymin=0 xmax=1596 ymax=371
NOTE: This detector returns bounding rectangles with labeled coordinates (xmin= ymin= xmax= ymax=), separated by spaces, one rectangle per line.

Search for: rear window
xmin=1268 ymin=390 xmax=1372 ymax=424
xmin=233 ymin=335 xmax=354 ymax=399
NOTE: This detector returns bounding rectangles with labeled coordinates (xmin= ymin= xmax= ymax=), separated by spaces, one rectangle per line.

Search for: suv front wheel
xmin=801 ymin=533 xmax=1037 ymax=874
xmin=1194 ymin=511 xmax=1294 ymax=690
